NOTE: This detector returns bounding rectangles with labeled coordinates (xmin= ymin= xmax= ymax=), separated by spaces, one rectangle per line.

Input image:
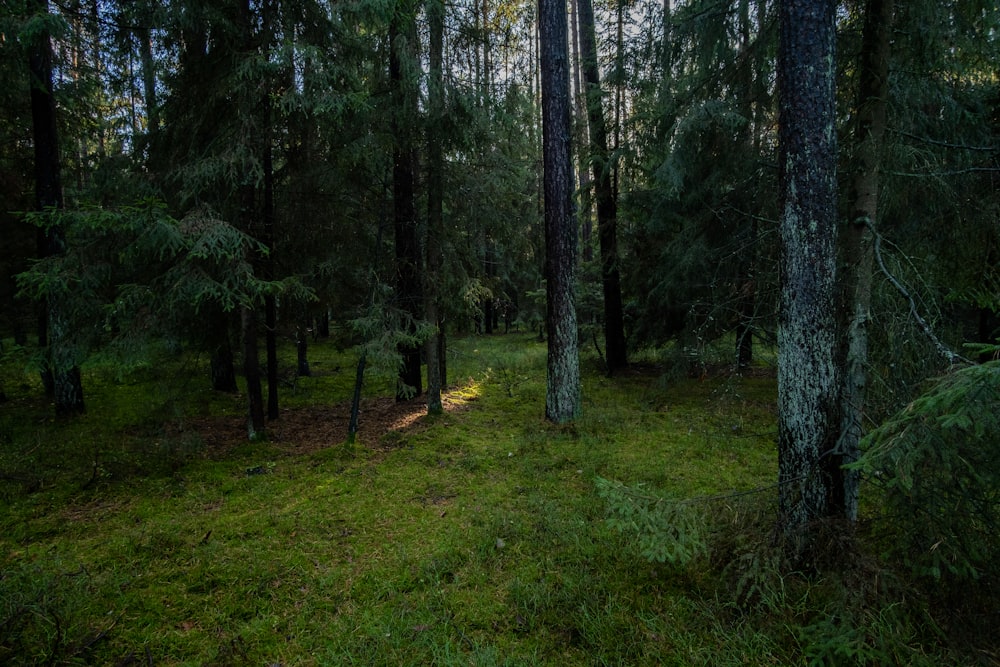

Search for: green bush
xmin=855 ymin=361 xmax=1000 ymax=581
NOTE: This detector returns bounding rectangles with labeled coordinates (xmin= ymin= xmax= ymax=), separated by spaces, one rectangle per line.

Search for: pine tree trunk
xmin=29 ymin=0 xmax=84 ymax=416
xmin=391 ymin=0 xmax=423 ymax=401
xmin=837 ymin=0 xmax=893 ymax=521
xmin=296 ymin=324 xmax=311 ymax=377
xmin=540 ymin=0 xmax=581 ymax=423
xmin=242 ymin=307 xmax=265 ymax=439
xmin=576 ymin=0 xmax=627 ymax=375
xmin=263 ymin=116 xmax=279 ymax=421
xmin=425 ymin=0 xmax=446 ymax=416
xmin=570 ymin=0 xmax=594 ymax=263
xmin=348 ymin=351 xmax=366 ymax=443
xmin=777 ymin=0 xmax=840 ymax=542
xmin=734 ymin=0 xmax=759 ymax=370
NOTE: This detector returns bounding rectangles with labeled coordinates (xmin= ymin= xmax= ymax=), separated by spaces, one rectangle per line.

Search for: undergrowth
xmin=0 ymin=333 xmax=993 ymax=665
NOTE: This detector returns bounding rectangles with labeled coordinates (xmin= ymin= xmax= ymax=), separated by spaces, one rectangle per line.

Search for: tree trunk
xmin=296 ymin=323 xmax=311 ymax=377
xmin=777 ymin=0 xmax=840 ymax=542
xmin=425 ymin=0 xmax=445 ymax=415
xmin=348 ymin=351 xmax=366 ymax=443
xmin=570 ymin=0 xmax=594 ymax=263
xmin=734 ymin=0 xmax=758 ymax=369
xmin=540 ymin=0 xmax=581 ymax=423
xmin=837 ymin=0 xmax=893 ymax=521
xmin=576 ymin=0 xmax=627 ymax=375
xmin=263 ymin=109 xmax=279 ymax=421
xmin=242 ymin=306 xmax=266 ymax=439
xmin=391 ymin=0 xmax=423 ymax=400
xmin=29 ymin=0 xmax=84 ymax=416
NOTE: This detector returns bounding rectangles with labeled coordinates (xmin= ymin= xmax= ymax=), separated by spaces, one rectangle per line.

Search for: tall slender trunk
xmin=263 ymin=102 xmax=279 ymax=421
xmin=577 ymin=0 xmax=627 ymax=374
xmin=391 ymin=0 xmax=423 ymax=401
xmin=570 ymin=0 xmax=594 ymax=263
xmin=425 ymin=0 xmax=445 ymax=415
xmin=837 ymin=0 xmax=893 ymax=521
xmin=777 ymin=0 xmax=839 ymax=542
xmin=540 ymin=0 xmax=581 ymax=423
xmin=735 ymin=0 xmax=756 ymax=369
xmin=242 ymin=306 xmax=265 ymax=439
xmin=29 ymin=0 xmax=84 ymax=416
xmin=138 ymin=16 xmax=158 ymax=136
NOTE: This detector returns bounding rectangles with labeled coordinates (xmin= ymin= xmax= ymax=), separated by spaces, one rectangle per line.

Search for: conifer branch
xmin=858 ymin=216 xmax=970 ymax=365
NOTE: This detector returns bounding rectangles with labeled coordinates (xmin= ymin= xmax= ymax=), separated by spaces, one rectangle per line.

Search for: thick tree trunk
xmin=777 ymin=0 xmax=840 ymax=542
xmin=837 ymin=0 xmax=893 ymax=521
xmin=540 ymin=0 xmax=581 ymax=423
xmin=576 ymin=0 xmax=627 ymax=375
xmin=391 ymin=0 xmax=423 ymax=400
xmin=29 ymin=0 xmax=84 ymax=416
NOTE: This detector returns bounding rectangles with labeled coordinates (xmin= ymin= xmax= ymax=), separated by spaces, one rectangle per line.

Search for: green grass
xmin=0 ymin=333 xmax=985 ymax=665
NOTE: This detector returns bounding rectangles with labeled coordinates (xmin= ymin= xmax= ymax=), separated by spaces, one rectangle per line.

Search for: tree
xmin=776 ymin=0 xmax=841 ymax=540
xmin=837 ymin=0 xmax=893 ymax=522
xmin=576 ymin=0 xmax=627 ymax=374
xmin=390 ymin=0 xmax=423 ymax=401
xmin=425 ymin=0 xmax=446 ymax=415
xmin=539 ymin=0 xmax=581 ymax=423
xmin=28 ymin=0 xmax=84 ymax=416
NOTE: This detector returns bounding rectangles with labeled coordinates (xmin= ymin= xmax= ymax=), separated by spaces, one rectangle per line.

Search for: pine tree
xmin=776 ymin=0 xmax=840 ymax=541
xmin=540 ymin=0 xmax=581 ymax=423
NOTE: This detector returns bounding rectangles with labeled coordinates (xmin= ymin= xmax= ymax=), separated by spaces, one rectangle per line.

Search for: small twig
xmin=859 ymin=216 xmax=970 ymax=365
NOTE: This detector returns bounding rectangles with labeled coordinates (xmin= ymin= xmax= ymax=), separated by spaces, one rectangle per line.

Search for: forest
xmin=1 ymin=0 xmax=999 ymax=663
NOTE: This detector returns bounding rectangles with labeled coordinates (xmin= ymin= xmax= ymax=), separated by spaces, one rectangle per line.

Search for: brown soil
xmin=179 ymin=391 xmax=475 ymax=458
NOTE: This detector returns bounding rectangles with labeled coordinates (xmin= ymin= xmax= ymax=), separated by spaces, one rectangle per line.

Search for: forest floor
xmin=0 ymin=334 xmax=994 ymax=665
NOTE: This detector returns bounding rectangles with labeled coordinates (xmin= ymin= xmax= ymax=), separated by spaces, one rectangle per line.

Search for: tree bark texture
xmin=837 ymin=0 xmax=893 ymax=521
xmin=391 ymin=0 xmax=423 ymax=400
xmin=540 ymin=0 xmax=581 ymax=423
xmin=777 ymin=0 xmax=840 ymax=538
xmin=576 ymin=0 xmax=627 ymax=375
xmin=29 ymin=0 xmax=84 ymax=416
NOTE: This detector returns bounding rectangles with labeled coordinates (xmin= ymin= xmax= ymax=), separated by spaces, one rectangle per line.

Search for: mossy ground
xmin=0 ymin=333 xmax=982 ymax=665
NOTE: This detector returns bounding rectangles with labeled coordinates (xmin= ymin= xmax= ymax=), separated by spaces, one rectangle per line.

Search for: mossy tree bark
xmin=540 ymin=0 xmax=581 ymax=423
xmin=776 ymin=0 xmax=840 ymax=542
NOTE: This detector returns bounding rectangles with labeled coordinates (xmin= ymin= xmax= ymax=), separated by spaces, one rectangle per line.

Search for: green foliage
xmin=16 ymin=201 xmax=297 ymax=370
xmin=596 ymin=477 xmax=707 ymax=566
xmin=855 ymin=361 xmax=1000 ymax=581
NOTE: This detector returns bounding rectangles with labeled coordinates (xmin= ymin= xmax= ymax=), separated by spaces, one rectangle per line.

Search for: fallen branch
xmin=859 ymin=216 xmax=970 ymax=365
